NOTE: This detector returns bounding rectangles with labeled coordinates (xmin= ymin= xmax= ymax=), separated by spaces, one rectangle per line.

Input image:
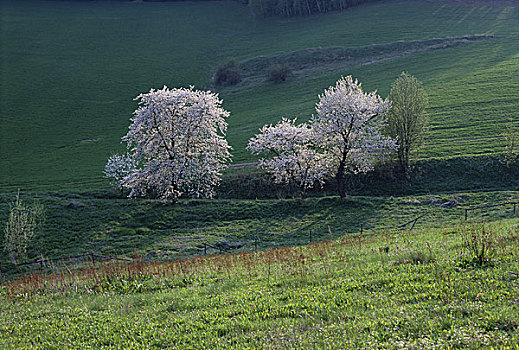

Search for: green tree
xmin=386 ymin=72 xmax=428 ymax=173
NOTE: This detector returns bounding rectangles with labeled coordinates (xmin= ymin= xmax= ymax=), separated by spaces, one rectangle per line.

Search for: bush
xmin=3 ymin=192 xmax=45 ymax=263
xmin=502 ymin=122 xmax=518 ymax=167
xmin=213 ymin=60 xmax=241 ymax=86
xmin=267 ymin=64 xmax=292 ymax=83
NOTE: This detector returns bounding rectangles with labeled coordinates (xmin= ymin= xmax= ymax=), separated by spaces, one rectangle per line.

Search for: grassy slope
xmin=0 ymin=190 xmax=517 ymax=267
xmin=1 ymin=0 xmax=518 ymax=191
xmin=1 ymin=219 xmax=517 ymax=348
xmin=1 ymin=3 xmax=518 ymax=345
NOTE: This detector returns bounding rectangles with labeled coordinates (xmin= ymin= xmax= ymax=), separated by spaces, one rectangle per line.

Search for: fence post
xmin=204 ymin=243 xmax=207 ymax=255
xmin=410 ymin=219 xmax=418 ymax=231
xmin=360 ymin=224 xmax=363 ymax=235
xmin=309 ymin=230 xmax=312 ymax=243
xmin=465 ymin=208 xmax=468 ymax=221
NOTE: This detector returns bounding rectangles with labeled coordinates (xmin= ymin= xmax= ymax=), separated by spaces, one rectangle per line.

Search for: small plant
xmin=393 ymin=241 xmax=435 ymax=265
xmin=213 ymin=60 xmax=241 ymax=86
xmin=502 ymin=123 xmax=518 ymax=167
xmin=3 ymin=192 xmax=45 ymax=263
xmin=267 ymin=64 xmax=292 ymax=83
xmin=459 ymin=224 xmax=496 ymax=267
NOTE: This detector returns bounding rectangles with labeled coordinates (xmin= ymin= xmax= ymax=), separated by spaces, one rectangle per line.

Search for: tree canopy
xmin=386 ymin=72 xmax=428 ymax=173
xmin=108 ymin=86 xmax=232 ymax=202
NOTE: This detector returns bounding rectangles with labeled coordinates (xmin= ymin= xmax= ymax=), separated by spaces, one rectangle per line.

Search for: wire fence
xmin=1 ymin=200 xmax=517 ymax=279
xmin=464 ymin=201 xmax=518 ymax=221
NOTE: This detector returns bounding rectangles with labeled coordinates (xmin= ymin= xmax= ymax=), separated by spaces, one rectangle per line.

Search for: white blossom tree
xmin=103 ymin=152 xmax=138 ymax=195
xmin=247 ymin=118 xmax=331 ymax=196
xmin=119 ymin=86 xmax=232 ymax=202
xmin=312 ymin=76 xmax=396 ymax=197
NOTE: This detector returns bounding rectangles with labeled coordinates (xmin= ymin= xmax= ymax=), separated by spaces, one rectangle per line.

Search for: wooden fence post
xmin=465 ymin=208 xmax=468 ymax=221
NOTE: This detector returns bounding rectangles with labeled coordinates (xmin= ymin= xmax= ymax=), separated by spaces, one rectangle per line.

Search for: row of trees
xmin=249 ymin=76 xmax=396 ymax=197
xmin=105 ymin=73 xmax=428 ymax=202
xmin=248 ymin=0 xmax=377 ymax=17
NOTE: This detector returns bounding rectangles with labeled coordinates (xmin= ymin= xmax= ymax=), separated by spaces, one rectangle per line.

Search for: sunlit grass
xmin=1 ymin=219 xmax=517 ymax=348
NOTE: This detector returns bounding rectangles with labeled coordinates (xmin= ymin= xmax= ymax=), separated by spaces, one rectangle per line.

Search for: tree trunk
xmin=336 ymin=161 xmax=346 ymax=198
xmin=401 ymin=145 xmax=410 ymax=174
xmin=398 ymin=146 xmax=409 ymax=174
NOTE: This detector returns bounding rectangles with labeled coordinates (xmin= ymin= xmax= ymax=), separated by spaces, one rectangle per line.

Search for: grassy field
xmin=1 ymin=219 xmax=517 ymax=348
xmin=1 ymin=2 xmax=518 ymax=346
xmin=1 ymin=0 xmax=518 ymax=191
xmin=0 ymin=189 xmax=517 ymax=268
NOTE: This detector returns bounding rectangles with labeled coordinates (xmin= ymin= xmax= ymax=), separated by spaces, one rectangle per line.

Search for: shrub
xmin=267 ymin=64 xmax=292 ymax=83
xmin=3 ymin=192 xmax=45 ymax=263
xmin=502 ymin=122 xmax=518 ymax=167
xmin=213 ymin=60 xmax=241 ymax=86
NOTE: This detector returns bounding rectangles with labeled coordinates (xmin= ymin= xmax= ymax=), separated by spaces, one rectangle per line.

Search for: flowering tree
xmin=103 ymin=152 xmax=138 ymax=195
xmin=312 ymin=76 xmax=396 ymax=197
xmin=247 ymin=118 xmax=331 ymax=196
xmin=118 ymin=86 xmax=231 ymax=202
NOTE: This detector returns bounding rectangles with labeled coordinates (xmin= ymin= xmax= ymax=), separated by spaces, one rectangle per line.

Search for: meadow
xmin=1 ymin=220 xmax=518 ymax=348
xmin=1 ymin=0 xmax=518 ymax=191
xmin=1 ymin=1 xmax=518 ymax=347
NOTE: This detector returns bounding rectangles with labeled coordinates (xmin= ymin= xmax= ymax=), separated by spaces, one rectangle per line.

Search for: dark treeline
xmin=55 ymin=0 xmax=379 ymax=18
xmin=247 ymin=0 xmax=380 ymax=17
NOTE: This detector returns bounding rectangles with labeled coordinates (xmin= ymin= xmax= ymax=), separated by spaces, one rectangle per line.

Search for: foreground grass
xmin=1 ymin=220 xmax=517 ymax=348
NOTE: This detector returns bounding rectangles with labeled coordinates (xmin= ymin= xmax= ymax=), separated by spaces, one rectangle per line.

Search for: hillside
xmin=0 ymin=189 xmax=517 ymax=267
xmin=1 ymin=2 xmax=518 ymax=347
xmin=1 ymin=0 xmax=518 ymax=191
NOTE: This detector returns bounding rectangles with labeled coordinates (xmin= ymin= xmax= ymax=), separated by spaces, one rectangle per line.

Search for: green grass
xmin=0 ymin=189 xmax=517 ymax=268
xmin=1 ymin=3 xmax=518 ymax=346
xmin=1 ymin=0 xmax=518 ymax=191
xmin=1 ymin=219 xmax=517 ymax=348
